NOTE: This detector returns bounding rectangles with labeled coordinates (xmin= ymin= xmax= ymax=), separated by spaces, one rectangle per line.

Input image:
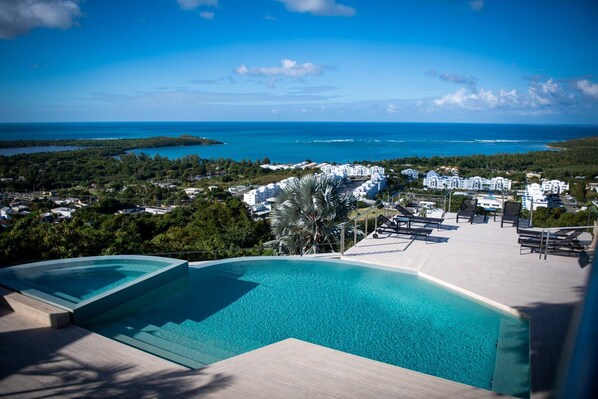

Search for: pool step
xmin=492 ymin=319 xmax=530 ymax=398
xmin=94 ymin=323 xmax=215 ymax=368
xmin=91 ymin=314 xmax=238 ymax=368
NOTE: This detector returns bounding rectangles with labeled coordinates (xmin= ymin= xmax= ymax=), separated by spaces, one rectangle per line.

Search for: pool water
xmin=82 ymin=258 xmax=530 ymax=397
xmin=0 ymin=258 xmax=165 ymax=303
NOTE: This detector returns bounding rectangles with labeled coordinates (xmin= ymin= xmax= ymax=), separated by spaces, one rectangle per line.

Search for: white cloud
xmin=527 ymin=78 xmax=573 ymax=107
xmin=177 ymin=0 xmax=218 ymax=10
xmin=434 ymin=87 xmax=518 ymax=110
xmin=432 ymin=78 xmax=581 ymax=115
xmin=469 ymin=0 xmax=484 ymax=11
xmin=386 ymin=103 xmax=398 ymax=114
xmin=235 ymin=59 xmax=324 ymax=79
xmin=0 ymin=0 xmax=82 ymax=39
xmin=275 ymin=0 xmax=355 ymax=17
xmin=200 ymin=11 xmax=214 ymax=20
xmin=577 ymin=80 xmax=598 ymax=99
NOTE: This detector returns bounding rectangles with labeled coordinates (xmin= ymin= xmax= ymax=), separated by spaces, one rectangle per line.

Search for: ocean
xmin=0 ymin=122 xmax=596 ymax=163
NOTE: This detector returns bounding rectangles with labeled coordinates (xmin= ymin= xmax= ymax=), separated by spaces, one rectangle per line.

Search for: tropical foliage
xmin=268 ymin=175 xmax=356 ymax=255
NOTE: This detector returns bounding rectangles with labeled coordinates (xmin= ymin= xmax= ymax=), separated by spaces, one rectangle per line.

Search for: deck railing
xmin=338 ymin=191 xmax=450 ymax=255
xmin=536 ymin=225 xmax=596 ymax=261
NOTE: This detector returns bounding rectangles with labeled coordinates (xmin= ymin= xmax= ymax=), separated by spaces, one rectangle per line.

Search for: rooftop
xmin=0 ymin=213 xmax=592 ymax=398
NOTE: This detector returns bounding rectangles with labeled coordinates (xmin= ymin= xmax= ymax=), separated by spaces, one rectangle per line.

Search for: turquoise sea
xmin=0 ymin=122 xmax=596 ymax=163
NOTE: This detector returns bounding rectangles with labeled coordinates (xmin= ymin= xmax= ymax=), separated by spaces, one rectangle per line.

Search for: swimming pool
xmin=81 ymin=258 xmax=530 ymax=398
xmin=0 ymin=255 xmax=188 ymax=323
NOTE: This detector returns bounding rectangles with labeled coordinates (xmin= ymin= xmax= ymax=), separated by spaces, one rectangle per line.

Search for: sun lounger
xmin=376 ymin=215 xmax=432 ymax=242
xmin=518 ymin=228 xmax=585 ymax=255
xmin=394 ymin=204 xmax=444 ymax=229
xmin=456 ymin=199 xmax=477 ymax=224
xmin=501 ymin=201 xmax=521 ymax=228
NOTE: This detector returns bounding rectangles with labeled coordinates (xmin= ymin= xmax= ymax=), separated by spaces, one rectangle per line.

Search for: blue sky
xmin=0 ymin=0 xmax=597 ymax=123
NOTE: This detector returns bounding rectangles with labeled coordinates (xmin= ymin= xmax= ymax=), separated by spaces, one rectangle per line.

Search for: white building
xmin=143 ymin=206 xmax=175 ymax=215
xmin=401 ymin=168 xmax=420 ymax=180
xmin=243 ymin=177 xmax=298 ymax=206
xmin=353 ymin=173 xmax=387 ymax=199
xmin=51 ymin=207 xmax=76 ymax=219
xmin=423 ymin=172 xmax=512 ymax=191
xmin=521 ymin=183 xmax=549 ymax=210
xmin=320 ymin=164 xmax=385 ymax=178
xmin=541 ymin=179 xmax=569 ymax=195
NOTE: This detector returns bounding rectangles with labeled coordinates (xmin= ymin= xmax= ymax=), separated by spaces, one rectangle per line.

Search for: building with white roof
xmin=243 ymin=177 xmax=298 ymax=206
xmin=423 ymin=172 xmax=511 ymax=191
xmin=401 ymin=168 xmax=420 ymax=181
xmin=352 ymin=173 xmax=387 ymax=199
xmin=320 ymin=164 xmax=385 ymax=178
xmin=541 ymin=179 xmax=569 ymax=195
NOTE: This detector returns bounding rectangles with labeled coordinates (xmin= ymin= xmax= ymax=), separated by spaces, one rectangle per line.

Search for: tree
xmin=268 ymin=175 xmax=356 ymax=255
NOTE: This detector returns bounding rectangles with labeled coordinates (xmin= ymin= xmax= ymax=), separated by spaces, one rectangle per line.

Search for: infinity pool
xmin=82 ymin=258 xmax=530 ymax=398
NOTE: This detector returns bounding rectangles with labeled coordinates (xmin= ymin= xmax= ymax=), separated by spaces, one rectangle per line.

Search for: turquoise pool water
xmin=0 ymin=258 xmax=165 ymax=303
xmin=82 ymin=258 xmax=529 ymax=397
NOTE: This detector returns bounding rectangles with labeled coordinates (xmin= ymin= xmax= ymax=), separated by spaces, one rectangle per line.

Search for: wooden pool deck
xmin=0 ymin=212 xmax=591 ymax=398
xmin=0 ymin=307 xmax=509 ymax=398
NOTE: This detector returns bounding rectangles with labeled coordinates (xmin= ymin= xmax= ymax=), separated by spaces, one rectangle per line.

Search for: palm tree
xmin=268 ymin=174 xmax=356 ymax=255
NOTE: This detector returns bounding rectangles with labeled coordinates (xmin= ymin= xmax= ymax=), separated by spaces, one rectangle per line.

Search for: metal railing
xmin=338 ymin=191 xmax=451 ymax=255
xmin=535 ymin=225 xmax=596 ymax=260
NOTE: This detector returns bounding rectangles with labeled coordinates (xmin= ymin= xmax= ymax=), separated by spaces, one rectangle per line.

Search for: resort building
xmin=320 ymin=164 xmax=385 ymax=178
xmin=400 ymin=168 xmax=420 ymax=181
xmin=243 ymin=177 xmax=298 ymax=206
xmin=521 ymin=183 xmax=549 ymax=210
xmin=541 ymin=179 xmax=569 ymax=194
xmin=423 ymin=172 xmax=512 ymax=191
xmin=352 ymin=172 xmax=387 ymax=199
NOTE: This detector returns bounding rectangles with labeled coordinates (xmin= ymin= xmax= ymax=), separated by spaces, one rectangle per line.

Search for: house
xmin=50 ymin=207 xmax=76 ymax=219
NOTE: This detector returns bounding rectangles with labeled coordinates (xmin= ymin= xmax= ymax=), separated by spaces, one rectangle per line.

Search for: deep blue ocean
xmin=0 ymin=122 xmax=596 ymax=163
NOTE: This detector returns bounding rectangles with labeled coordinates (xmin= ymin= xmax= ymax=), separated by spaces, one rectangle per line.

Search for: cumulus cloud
xmin=177 ymin=0 xmax=218 ymax=10
xmin=387 ymin=103 xmax=398 ymax=114
xmin=577 ymin=79 xmax=598 ymax=99
xmin=0 ymin=0 xmax=82 ymax=39
xmin=200 ymin=11 xmax=214 ymax=20
xmin=275 ymin=0 xmax=355 ymax=17
xmin=235 ymin=59 xmax=324 ymax=79
xmin=432 ymin=78 xmax=580 ymax=114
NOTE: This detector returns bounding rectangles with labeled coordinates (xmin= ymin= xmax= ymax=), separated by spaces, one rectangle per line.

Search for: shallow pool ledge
xmin=0 ymin=286 xmax=70 ymax=328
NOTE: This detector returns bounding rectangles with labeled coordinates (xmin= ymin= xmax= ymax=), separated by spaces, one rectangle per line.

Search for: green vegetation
xmin=0 ymin=194 xmax=272 ymax=266
xmin=0 ymin=135 xmax=221 ymax=150
xmin=376 ymin=136 xmax=598 ymax=184
xmin=268 ymin=175 xmax=356 ymax=255
xmin=1 ymin=135 xmax=597 ymax=266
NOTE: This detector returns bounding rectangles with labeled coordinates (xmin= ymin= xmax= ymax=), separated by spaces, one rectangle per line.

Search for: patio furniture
xmin=501 ymin=201 xmax=521 ymax=228
xmin=518 ymin=228 xmax=585 ymax=256
xmin=394 ymin=204 xmax=444 ymax=229
xmin=456 ymin=199 xmax=477 ymax=224
xmin=376 ymin=215 xmax=432 ymax=242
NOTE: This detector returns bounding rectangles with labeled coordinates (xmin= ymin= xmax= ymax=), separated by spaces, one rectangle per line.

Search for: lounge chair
xmin=500 ymin=201 xmax=521 ymax=228
xmin=456 ymin=199 xmax=477 ymax=224
xmin=519 ymin=228 xmax=585 ymax=255
xmin=394 ymin=204 xmax=444 ymax=229
xmin=376 ymin=215 xmax=432 ymax=242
